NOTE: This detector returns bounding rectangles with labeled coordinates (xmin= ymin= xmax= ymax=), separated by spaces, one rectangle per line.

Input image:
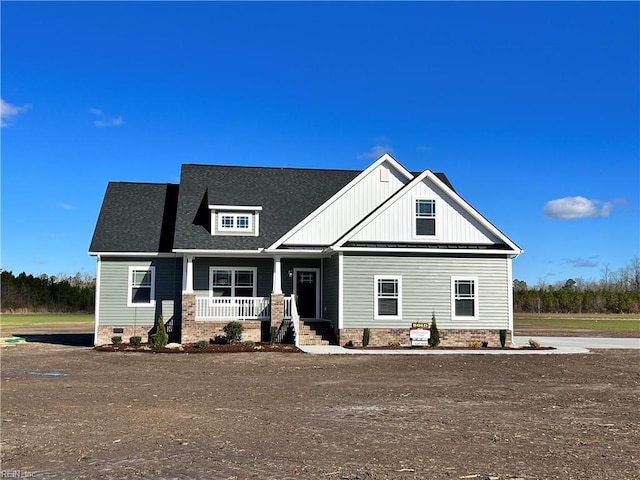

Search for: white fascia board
xmin=263 ymin=248 xmax=332 ymax=258
xmin=333 ymin=246 xmax=520 ymax=255
xmin=208 ymin=205 xmax=263 ymax=211
xmin=88 ymin=251 xmax=179 ymax=257
xmin=424 ymin=170 xmax=523 ymax=254
xmin=267 ymin=153 xmax=414 ymax=250
xmin=173 ymin=249 xmax=265 ymax=256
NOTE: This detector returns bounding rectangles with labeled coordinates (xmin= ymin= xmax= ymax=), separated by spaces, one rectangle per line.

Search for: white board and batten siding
xmin=349 ymin=176 xmax=503 ymax=245
xmin=98 ymin=257 xmax=182 ymax=326
xmin=342 ymin=255 xmax=511 ymax=330
xmin=282 ymin=162 xmax=410 ymax=246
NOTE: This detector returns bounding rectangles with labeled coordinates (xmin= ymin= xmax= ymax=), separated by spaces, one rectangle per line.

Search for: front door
xmin=294 ymin=269 xmax=319 ymax=319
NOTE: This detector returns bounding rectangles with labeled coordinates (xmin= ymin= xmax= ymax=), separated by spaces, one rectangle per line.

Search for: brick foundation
xmin=96 ymin=325 xmax=155 ymax=346
xmin=181 ymin=319 xmax=265 ymax=344
xmin=338 ymin=328 xmax=513 ymax=348
xmin=270 ymin=293 xmax=284 ymax=329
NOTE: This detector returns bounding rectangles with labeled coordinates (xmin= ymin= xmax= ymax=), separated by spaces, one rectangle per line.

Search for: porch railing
xmin=196 ymin=297 xmax=270 ymax=320
xmin=195 ymin=296 xmax=295 ymax=320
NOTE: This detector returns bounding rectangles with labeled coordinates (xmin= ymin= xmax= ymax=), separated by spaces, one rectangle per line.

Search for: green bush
xmin=129 ymin=336 xmax=142 ymax=346
xmin=243 ymin=340 xmax=255 ymax=348
xmin=212 ymin=335 xmax=229 ymax=345
xmin=223 ymin=321 xmax=243 ymax=344
xmin=428 ymin=311 xmax=441 ymax=347
xmin=152 ymin=315 xmax=169 ymax=348
xmin=362 ymin=328 xmax=370 ymax=347
xmin=269 ymin=326 xmax=278 ymax=344
xmin=499 ymin=329 xmax=507 ymax=348
xmin=111 ymin=336 xmax=122 ymax=345
xmin=195 ymin=340 xmax=208 ymax=348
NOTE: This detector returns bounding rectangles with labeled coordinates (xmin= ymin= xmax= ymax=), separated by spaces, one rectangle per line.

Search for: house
xmin=89 ymin=154 xmax=522 ymax=347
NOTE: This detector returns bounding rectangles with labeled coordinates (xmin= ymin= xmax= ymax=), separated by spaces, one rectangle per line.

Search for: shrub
xmin=129 ymin=336 xmax=142 ymax=346
xmin=468 ymin=341 xmax=483 ymax=349
xmin=270 ymin=326 xmax=278 ymax=344
xmin=111 ymin=336 xmax=122 ymax=345
xmin=345 ymin=340 xmax=354 ymax=348
xmin=428 ymin=311 xmax=441 ymax=347
xmin=243 ymin=340 xmax=255 ymax=348
xmin=499 ymin=329 xmax=507 ymax=348
xmin=212 ymin=335 xmax=229 ymax=345
xmin=528 ymin=338 xmax=541 ymax=349
xmin=195 ymin=340 xmax=208 ymax=348
xmin=151 ymin=315 xmax=169 ymax=348
xmin=362 ymin=328 xmax=370 ymax=347
xmin=223 ymin=321 xmax=243 ymax=344
xmin=388 ymin=340 xmax=400 ymax=348
xmin=482 ymin=341 xmax=489 ymax=348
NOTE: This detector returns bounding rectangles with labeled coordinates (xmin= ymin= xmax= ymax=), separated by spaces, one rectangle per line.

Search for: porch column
xmin=183 ymin=255 xmax=194 ymax=293
xmin=272 ymin=255 xmax=282 ymax=294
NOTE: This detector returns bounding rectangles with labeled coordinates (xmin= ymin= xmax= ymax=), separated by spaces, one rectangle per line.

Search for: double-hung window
xmin=210 ymin=267 xmax=257 ymax=298
xmin=128 ymin=267 xmax=155 ymax=307
xmin=415 ymin=199 xmax=436 ymax=236
xmin=451 ymin=277 xmax=478 ymax=319
xmin=374 ymin=275 xmax=402 ymax=320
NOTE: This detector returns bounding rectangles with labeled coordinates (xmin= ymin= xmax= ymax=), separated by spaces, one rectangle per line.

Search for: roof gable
xmin=274 ymin=154 xmax=414 ymax=248
xmin=334 ymin=170 xmax=522 ymax=253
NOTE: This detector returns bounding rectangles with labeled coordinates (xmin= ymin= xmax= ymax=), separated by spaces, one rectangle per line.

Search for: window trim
xmin=413 ymin=197 xmax=438 ymax=238
xmin=374 ymin=275 xmax=402 ymax=320
xmin=451 ymin=276 xmax=479 ymax=320
xmin=217 ymin=212 xmax=253 ymax=232
xmin=127 ymin=266 xmax=156 ymax=307
xmin=209 ymin=266 xmax=258 ymax=299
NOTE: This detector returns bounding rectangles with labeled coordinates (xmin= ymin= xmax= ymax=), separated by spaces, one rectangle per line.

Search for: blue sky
xmin=1 ymin=1 xmax=638 ymax=285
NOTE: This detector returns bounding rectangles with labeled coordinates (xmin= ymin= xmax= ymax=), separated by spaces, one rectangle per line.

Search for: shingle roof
xmin=173 ymin=164 xmax=361 ymax=250
xmin=89 ymin=182 xmax=179 ymax=253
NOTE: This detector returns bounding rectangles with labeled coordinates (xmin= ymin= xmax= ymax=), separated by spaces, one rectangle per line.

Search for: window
xmin=128 ymin=267 xmax=155 ymax=307
xmin=374 ymin=275 xmax=402 ymax=320
xmin=415 ymin=199 xmax=436 ymax=236
xmin=210 ymin=267 xmax=257 ymax=297
xmin=452 ymin=277 xmax=478 ymax=319
xmin=218 ymin=213 xmax=252 ymax=232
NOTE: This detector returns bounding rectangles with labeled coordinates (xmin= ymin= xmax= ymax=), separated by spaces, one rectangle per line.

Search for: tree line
xmin=513 ymin=257 xmax=640 ymax=314
xmin=1 ymin=270 xmax=95 ymax=313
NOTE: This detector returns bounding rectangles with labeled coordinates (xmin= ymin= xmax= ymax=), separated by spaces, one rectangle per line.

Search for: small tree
xmin=152 ymin=314 xmax=168 ymax=348
xmin=223 ymin=321 xmax=243 ymax=344
xmin=429 ymin=311 xmax=440 ymax=347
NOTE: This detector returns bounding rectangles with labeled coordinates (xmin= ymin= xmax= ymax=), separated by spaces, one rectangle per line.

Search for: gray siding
xmin=98 ymin=257 xmax=182 ymax=326
xmin=322 ymin=255 xmax=339 ymax=326
xmin=342 ymin=254 xmax=510 ymax=329
xmin=193 ymin=257 xmax=273 ymax=298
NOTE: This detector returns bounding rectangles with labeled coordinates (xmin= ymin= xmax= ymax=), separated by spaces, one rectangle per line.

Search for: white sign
xmin=410 ymin=327 xmax=430 ymax=346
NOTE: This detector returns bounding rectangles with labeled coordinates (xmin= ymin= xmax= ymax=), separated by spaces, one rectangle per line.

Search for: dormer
xmin=209 ymin=205 xmax=262 ymax=237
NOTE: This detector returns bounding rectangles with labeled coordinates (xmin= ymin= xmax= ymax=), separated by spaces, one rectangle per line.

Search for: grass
xmin=0 ymin=313 xmax=94 ymax=327
xmin=515 ymin=313 xmax=640 ymax=334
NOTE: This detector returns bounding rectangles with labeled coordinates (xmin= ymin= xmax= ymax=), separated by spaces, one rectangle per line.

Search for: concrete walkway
xmin=298 ymin=336 xmax=640 ymax=355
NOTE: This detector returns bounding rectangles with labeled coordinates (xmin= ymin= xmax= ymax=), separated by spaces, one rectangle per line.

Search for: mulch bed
xmin=94 ymin=342 xmax=301 ymax=353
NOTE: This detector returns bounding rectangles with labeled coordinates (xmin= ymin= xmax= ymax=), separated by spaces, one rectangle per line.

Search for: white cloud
xmin=543 ymin=196 xmax=612 ymax=220
xmin=1 ymin=98 xmax=30 ymax=127
xmin=91 ymin=108 xmax=123 ymax=127
xmin=358 ymin=144 xmax=393 ymax=160
xmin=58 ymin=203 xmax=75 ymax=210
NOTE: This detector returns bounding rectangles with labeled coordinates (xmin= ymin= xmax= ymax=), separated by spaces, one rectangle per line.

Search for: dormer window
xmin=209 ymin=205 xmax=262 ymax=236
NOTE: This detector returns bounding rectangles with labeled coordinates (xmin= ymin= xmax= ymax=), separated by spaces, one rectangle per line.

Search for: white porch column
xmin=183 ymin=255 xmax=194 ymax=293
xmin=272 ymin=255 xmax=282 ymax=294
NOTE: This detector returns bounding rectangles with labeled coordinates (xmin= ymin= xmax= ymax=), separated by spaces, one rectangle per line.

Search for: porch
xmin=194 ymin=296 xmax=294 ymax=320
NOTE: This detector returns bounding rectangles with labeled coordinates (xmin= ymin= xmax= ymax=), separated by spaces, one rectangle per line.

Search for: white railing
xmin=290 ymin=294 xmax=300 ymax=347
xmin=196 ymin=296 xmax=270 ymax=320
xmin=284 ymin=296 xmax=292 ymax=319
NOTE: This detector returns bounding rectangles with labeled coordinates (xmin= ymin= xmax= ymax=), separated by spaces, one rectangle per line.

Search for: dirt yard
xmin=1 ymin=328 xmax=639 ymax=480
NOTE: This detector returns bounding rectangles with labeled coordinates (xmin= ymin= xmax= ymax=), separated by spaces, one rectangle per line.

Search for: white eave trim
xmin=208 ymin=205 xmax=263 ymax=211
xmin=267 ymin=153 xmax=414 ymax=250
xmin=88 ymin=251 xmax=180 ymax=257
xmin=173 ymin=249 xmax=265 ymax=256
xmin=333 ymin=246 xmax=521 ymax=255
